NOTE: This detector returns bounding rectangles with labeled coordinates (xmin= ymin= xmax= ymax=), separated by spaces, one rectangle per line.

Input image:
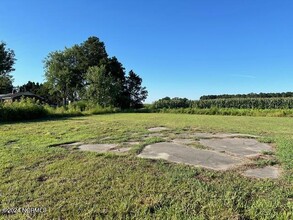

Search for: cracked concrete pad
xmin=199 ymin=138 xmax=272 ymax=157
xmin=78 ymin=144 xmax=118 ymax=153
xmin=193 ymin=133 xmax=258 ymax=139
xmin=172 ymin=139 xmax=196 ymax=144
xmin=148 ymin=127 xmax=168 ymax=132
xmin=243 ymin=166 xmax=280 ymax=179
xmin=138 ymin=142 xmax=243 ymax=170
xmin=230 ymin=134 xmax=259 ymax=138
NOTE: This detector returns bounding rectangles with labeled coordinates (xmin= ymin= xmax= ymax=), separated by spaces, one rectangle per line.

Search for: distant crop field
xmin=0 ymin=114 xmax=292 ymax=219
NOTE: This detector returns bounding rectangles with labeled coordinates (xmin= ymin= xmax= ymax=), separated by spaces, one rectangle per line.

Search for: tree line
xmin=200 ymin=92 xmax=293 ymax=100
xmin=0 ymin=37 xmax=148 ymax=109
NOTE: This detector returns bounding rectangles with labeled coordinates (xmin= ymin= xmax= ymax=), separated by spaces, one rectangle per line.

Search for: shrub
xmin=87 ymin=105 xmax=119 ymax=115
xmin=0 ymin=98 xmax=48 ymax=121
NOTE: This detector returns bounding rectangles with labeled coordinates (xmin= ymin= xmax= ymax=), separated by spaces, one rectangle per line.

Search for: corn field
xmin=153 ymin=97 xmax=293 ymax=109
xmin=192 ymin=98 xmax=293 ymax=109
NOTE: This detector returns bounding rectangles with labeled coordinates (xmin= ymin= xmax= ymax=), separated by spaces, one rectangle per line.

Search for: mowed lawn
xmin=0 ymin=113 xmax=292 ymax=219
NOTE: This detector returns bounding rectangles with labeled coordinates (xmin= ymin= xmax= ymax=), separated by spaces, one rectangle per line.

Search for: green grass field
xmin=0 ymin=113 xmax=292 ymax=219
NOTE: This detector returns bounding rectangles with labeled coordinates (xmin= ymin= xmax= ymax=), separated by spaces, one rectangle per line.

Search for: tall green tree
xmin=19 ymin=81 xmax=41 ymax=93
xmin=44 ymin=37 xmax=109 ymax=104
xmin=0 ymin=41 xmax=16 ymax=93
xmin=44 ymin=50 xmax=74 ymax=105
xmin=126 ymin=70 xmax=148 ymax=108
xmin=79 ymin=36 xmax=108 ymax=68
xmin=0 ymin=41 xmax=16 ymax=77
xmin=103 ymin=56 xmax=127 ymax=107
xmin=85 ymin=65 xmax=121 ymax=107
xmin=44 ymin=36 xmax=148 ymax=108
xmin=38 ymin=82 xmax=61 ymax=105
xmin=0 ymin=76 xmax=13 ymax=94
xmin=18 ymin=81 xmax=59 ymax=104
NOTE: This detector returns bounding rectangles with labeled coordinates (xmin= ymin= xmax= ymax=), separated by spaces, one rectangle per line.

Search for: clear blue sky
xmin=1 ymin=0 xmax=292 ymax=102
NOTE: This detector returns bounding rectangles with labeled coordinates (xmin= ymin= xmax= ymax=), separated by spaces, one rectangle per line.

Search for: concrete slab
xmin=172 ymin=139 xmax=196 ymax=144
xmin=148 ymin=127 xmax=168 ymax=132
xmin=193 ymin=133 xmax=258 ymax=139
xmin=231 ymin=134 xmax=259 ymax=138
xmin=199 ymin=138 xmax=272 ymax=157
xmin=78 ymin=144 xmax=118 ymax=153
xmin=138 ymin=142 xmax=243 ymax=170
xmin=242 ymin=166 xmax=280 ymax=179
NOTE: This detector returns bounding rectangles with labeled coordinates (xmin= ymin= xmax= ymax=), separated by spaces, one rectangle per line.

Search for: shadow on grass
xmin=0 ymin=108 xmax=153 ymax=125
xmin=0 ymin=112 xmax=117 ymax=125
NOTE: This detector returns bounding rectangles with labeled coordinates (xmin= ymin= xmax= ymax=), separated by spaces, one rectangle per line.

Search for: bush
xmin=0 ymin=99 xmax=122 ymax=122
xmin=0 ymin=98 xmax=48 ymax=121
xmin=70 ymin=100 xmax=89 ymax=111
xmin=86 ymin=105 xmax=119 ymax=115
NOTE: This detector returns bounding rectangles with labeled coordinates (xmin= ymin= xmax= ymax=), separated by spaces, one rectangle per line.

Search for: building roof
xmin=0 ymin=92 xmax=44 ymax=100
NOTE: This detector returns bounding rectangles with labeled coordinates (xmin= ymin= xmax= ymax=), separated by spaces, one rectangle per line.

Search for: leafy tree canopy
xmin=44 ymin=37 xmax=109 ymax=103
xmin=0 ymin=41 xmax=16 ymax=77
xmin=126 ymin=70 xmax=148 ymax=108
xmin=44 ymin=36 xmax=148 ymax=108
xmin=0 ymin=75 xmax=13 ymax=94
xmin=85 ymin=65 xmax=122 ymax=107
xmin=19 ymin=81 xmax=41 ymax=93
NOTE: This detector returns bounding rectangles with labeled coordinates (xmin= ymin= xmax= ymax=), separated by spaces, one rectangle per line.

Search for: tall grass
xmin=0 ymin=99 xmax=118 ymax=122
xmin=0 ymin=98 xmax=48 ymax=121
xmin=2 ymin=98 xmax=293 ymax=122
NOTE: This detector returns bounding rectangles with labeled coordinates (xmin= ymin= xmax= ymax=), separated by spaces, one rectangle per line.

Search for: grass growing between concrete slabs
xmin=0 ymin=113 xmax=292 ymax=219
